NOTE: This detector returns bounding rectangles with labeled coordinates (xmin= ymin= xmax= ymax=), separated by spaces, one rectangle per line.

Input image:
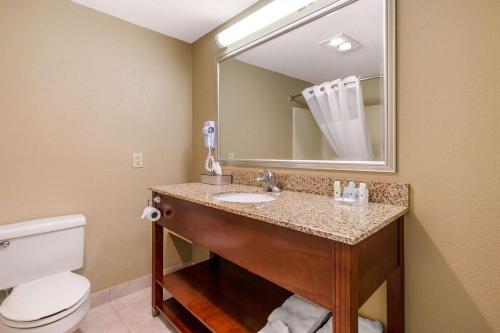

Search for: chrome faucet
xmin=256 ymin=170 xmax=282 ymax=193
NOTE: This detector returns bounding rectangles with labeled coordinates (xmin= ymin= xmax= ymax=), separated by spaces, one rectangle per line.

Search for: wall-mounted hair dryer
xmin=202 ymin=121 xmax=221 ymax=175
xmin=202 ymin=121 xmax=216 ymax=149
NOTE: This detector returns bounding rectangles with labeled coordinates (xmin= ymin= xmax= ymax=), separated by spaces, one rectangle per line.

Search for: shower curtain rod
xmin=289 ymin=75 xmax=383 ymax=103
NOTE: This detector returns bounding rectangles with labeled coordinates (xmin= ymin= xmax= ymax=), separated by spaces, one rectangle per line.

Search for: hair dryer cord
xmin=205 ymin=148 xmax=217 ymax=175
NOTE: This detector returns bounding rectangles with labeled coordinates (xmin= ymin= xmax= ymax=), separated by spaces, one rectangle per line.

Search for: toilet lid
xmin=0 ymin=289 xmax=89 ymax=329
xmin=0 ymin=271 xmax=90 ymax=322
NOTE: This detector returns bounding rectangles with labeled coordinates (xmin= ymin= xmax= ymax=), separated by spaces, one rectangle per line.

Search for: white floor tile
xmin=114 ymin=297 xmax=154 ymax=330
xmin=80 ymin=310 xmax=129 ymax=333
xmin=131 ymin=318 xmax=173 ymax=333
xmin=84 ymin=302 xmax=116 ymax=323
xmin=111 ymin=288 xmax=150 ymax=311
xmin=81 ymin=286 xmax=178 ymax=333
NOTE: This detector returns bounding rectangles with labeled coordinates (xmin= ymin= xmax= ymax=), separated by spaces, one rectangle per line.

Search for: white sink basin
xmin=214 ymin=192 xmax=277 ymax=203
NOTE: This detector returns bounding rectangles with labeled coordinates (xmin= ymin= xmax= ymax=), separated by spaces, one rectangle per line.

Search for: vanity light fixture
xmin=215 ymin=0 xmax=319 ymax=48
xmin=321 ymin=33 xmax=360 ymax=53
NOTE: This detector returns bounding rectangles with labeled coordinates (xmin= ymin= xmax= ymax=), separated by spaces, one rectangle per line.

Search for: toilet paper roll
xmin=141 ymin=206 xmax=161 ymax=222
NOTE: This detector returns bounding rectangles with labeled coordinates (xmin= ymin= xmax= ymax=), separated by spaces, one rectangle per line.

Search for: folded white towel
xmin=268 ymin=295 xmax=330 ymax=333
xmin=315 ymin=315 xmax=384 ymax=333
xmin=359 ymin=316 xmax=383 ymax=333
xmin=259 ymin=295 xmax=383 ymax=333
xmin=258 ymin=320 xmax=290 ymax=333
xmin=268 ymin=307 xmax=327 ymax=333
xmin=315 ymin=316 xmax=332 ymax=333
xmin=282 ymin=295 xmax=329 ymax=320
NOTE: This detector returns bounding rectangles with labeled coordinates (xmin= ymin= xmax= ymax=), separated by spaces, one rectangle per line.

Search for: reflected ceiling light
xmin=320 ymin=33 xmax=360 ymax=53
xmin=215 ymin=0 xmax=319 ymax=48
xmin=328 ymin=37 xmax=345 ymax=47
xmin=338 ymin=42 xmax=353 ymax=51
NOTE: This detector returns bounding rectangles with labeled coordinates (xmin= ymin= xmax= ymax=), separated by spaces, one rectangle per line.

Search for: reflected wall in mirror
xmin=218 ymin=0 xmax=395 ymax=172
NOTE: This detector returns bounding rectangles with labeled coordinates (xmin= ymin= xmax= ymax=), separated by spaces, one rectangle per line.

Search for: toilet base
xmin=0 ymin=297 xmax=89 ymax=333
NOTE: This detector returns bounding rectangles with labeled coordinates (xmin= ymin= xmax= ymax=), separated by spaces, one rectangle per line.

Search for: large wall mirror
xmin=217 ymin=0 xmax=395 ymax=172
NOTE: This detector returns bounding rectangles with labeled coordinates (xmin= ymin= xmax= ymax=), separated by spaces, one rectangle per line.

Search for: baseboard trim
xmin=90 ymin=261 xmax=195 ymax=308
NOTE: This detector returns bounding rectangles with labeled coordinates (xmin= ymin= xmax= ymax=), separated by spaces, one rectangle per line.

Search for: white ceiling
xmin=71 ymin=0 xmax=259 ymax=43
xmin=235 ymin=0 xmax=384 ymax=84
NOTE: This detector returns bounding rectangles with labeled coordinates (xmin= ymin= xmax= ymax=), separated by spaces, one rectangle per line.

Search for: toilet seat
xmin=0 ymin=271 xmax=90 ymax=329
xmin=0 ymin=297 xmax=90 ymax=333
xmin=0 ymin=290 xmax=89 ymax=329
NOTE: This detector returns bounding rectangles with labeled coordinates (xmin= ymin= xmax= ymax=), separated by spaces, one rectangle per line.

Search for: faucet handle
xmin=257 ymin=169 xmax=281 ymax=192
xmin=260 ymin=169 xmax=274 ymax=179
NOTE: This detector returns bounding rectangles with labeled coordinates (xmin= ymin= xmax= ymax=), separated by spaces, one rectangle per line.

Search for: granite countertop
xmin=149 ymin=183 xmax=408 ymax=245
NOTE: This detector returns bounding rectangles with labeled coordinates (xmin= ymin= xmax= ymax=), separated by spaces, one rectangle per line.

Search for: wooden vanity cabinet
xmin=152 ymin=194 xmax=404 ymax=333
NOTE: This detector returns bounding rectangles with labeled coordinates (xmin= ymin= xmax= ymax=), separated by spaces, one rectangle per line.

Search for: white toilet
xmin=0 ymin=215 xmax=90 ymax=333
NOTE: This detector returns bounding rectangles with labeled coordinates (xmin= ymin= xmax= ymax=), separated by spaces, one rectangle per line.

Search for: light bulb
xmin=216 ymin=0 xmax=319 ymax=48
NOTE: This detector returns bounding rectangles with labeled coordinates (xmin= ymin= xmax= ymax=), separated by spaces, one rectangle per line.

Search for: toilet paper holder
xmin=141 ymin=196 xmax=164 ymax=222
xmin=146 ymin=196 xmax=162 ymax=208
xmin=143 ymin=196 xmax=173 ymax=220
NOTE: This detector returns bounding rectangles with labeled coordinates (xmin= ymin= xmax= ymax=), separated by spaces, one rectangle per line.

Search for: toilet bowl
xmin=0 ymin=215 xmax=90 ymax=333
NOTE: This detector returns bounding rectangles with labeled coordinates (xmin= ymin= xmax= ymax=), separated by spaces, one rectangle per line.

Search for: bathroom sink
xmin=214 ymin=192 xmax=277 ymax=203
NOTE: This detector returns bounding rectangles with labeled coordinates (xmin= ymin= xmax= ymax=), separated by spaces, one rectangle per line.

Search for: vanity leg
xmin=387 ymin=218 xmax=405 ymax=333
xmin=152 ymin=221 xmax=164 ymax=317
xmin=332 ymin=242 xmax=358 ymax=333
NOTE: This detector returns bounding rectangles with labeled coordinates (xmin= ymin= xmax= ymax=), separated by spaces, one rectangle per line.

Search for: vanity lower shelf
xmin=157 ymin=299 xmax=210 ymax=333
xmin=155 ymin=257 xmax=292 ymax=333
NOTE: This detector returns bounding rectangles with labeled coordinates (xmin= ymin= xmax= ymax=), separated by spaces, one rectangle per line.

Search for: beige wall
xmin=362 ymin=78 xmax=383 ymax=106
xmin=219 ymin=59 xmax=311 ymax=159
xmin=0 ymin=0 xmax=193 ymax=292
xmin=192 ymin=0 xmax=500 ymax=332
xmin=292 ymin=106 xmax=333 ymax=160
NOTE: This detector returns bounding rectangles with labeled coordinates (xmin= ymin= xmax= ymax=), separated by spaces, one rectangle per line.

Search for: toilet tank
xmin=0 ymin=215 xmax=86 ymax=290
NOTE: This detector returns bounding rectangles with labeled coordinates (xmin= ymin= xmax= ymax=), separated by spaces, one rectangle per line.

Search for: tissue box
xmin=200 ymin=174 xmax=232 ymax=185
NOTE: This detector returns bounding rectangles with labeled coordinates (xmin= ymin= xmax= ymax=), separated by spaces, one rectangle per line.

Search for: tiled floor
xmin=78 ymin=288 xmax=178 ymax=333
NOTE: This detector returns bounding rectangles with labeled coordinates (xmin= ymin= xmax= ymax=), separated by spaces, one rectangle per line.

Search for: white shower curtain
xmin=302 ymin=76 xmax=373 ymax=161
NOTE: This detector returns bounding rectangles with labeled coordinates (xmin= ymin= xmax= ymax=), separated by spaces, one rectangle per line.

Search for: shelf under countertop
xmin=156 ymin=258 xmax=292 ymax=333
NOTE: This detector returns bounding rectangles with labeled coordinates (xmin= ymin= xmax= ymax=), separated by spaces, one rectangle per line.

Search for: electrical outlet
xmin=132 ymin=153 xmax=143 ymax=168
xmin=228 ymin=152 xmax=235 ymax=159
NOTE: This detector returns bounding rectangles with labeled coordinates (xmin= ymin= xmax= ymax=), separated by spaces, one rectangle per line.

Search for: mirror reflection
xmin=219 ymin=0 xmax=387 ymax=164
